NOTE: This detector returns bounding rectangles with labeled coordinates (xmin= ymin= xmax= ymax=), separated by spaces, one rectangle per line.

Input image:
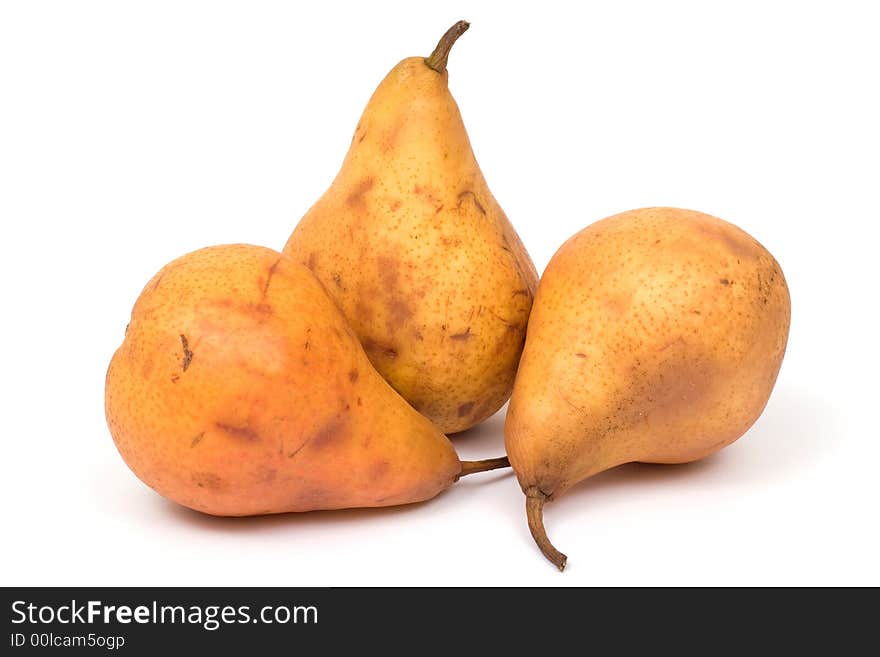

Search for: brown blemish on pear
xmin=457 ymin=190 xmax=485 ymax=215
xmin=179 ymin=335 xmax=193 ymax=371
xmin=306 ymin=414 xmax=350 ymax=451
xmin=215 ymin=422 xmax=260 ymax=442
xmin=346 ymin=177 xmax=375 ymax=209
xmin=457 ymin=401 xmax=475 ymax=417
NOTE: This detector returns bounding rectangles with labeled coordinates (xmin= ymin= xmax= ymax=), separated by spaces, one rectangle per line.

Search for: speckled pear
xmin=505 ymin=208 xmax=791 ymax=569
xmin=284 ymin=21 xmax=537 ymax=433
xmin=105 ymin=244 xmax=508 ymax=516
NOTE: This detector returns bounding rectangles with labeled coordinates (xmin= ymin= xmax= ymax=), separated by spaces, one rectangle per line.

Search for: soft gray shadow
xmin=159 ymin=492 xmax=440 ymax=534
xmin=554 ymin=384 xmax=836 ymax=510
xmin=712 ymin=385 xmax=838 ymax=484
xmin=444 ymin=404 xmax=515 ymax=487
xmin=447 ymin=403 xmax=508 ymax=461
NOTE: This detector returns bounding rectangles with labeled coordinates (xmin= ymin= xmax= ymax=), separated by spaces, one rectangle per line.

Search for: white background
xmin=2 ymin=1 xmax=878 ymax=586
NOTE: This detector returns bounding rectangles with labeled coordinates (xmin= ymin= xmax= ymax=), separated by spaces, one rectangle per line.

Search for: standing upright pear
xmin=285 ymin=22 xmax=537 ymax=433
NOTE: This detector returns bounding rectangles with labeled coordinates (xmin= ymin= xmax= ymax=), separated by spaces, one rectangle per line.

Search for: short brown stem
xmin=457 ymin=456 xmax=510 ymax=479
xmin=525 ymin=488 xmax=567 ymax=571
xmin=425 ymin=20 xmax=470 ymax=74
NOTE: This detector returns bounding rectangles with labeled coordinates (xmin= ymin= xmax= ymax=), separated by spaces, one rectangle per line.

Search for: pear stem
xmin=525 ymin=488 xmax=567 ymax=571
xmin=425 ymin=20 xmax=470 ymax=74
xmin=457 ymin=456 xmax=510 ymax=479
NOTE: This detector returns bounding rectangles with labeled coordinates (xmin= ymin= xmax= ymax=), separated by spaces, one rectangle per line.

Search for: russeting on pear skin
xmin=105 ymin=245 xmax=507 ymax=516
xmin=505 ymin=208 xmax=791 ymax=570
xmin=284 ymin=21 xmax=538 ymax=433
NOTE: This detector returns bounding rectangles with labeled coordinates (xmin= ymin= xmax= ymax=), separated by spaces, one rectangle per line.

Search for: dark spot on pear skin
xmin=287 ymin=417 xmax=350 ymax=459
xmin=698 ymin=222 xmax=758 ymax=259
xmin=346 ymin=177 xmax=375 ymax=209
xmin=363 ymin=337 xmax=398 ymax=360
xmin=457 ymin=401 xmax=475 ymax=417
xmin=375 ymin=256 xmax=413 ymax=328
xmin=287 ymin=414 xmax=347 ymax=459
xmin=254 ymin=303 xmax=273 ymax=315
xmin=387 ymin=299 xmax=413 ymax=329
xmin=413 ymin=184 xmax=443 ymax=213
xmin=261 ymin=258 xmax=282 ymax=297
xmin=370 ymin=461 xmax=391 ymax=480
xmin=512 ymin=289 xmax=530 ymax=298
xmin=457 ymin=190 xmax=485 ymax=215
xmin=170 ymin=374 xmax=180 ymax=383
xmin=140 ymin=357 xmax=154 ymax=379
xmin=287 ymin=442 xmax=307 ymax=460
xmin=332 ymin=272 xmax=343 ymax=288
xmin=214 ymin=299 xmax=273 ymax=316
xmin=349 ymin=369 xmax=359 ymax=383
xmin=192 ymin=472 xmax=223 ymax=490
xmin=306 ymin=415 xmax=348 ymax=451
xmin=720 ymin=278 xmax=731 ymax=286
xmin=450 ymin=328 xmax=472 ymax=341
xmin=180 ymin=335 xmax=193 ymax=371
xmin=351 ymin=123 xmax=367 ymax=144
xmin=469 ymin=398 xmax=498 ymax=424
xmin=576 ymin=353 xmax=587 ymax=358
xmin=190 ymin=432 xmax=205 ymax=448
xmin=378 ymin=256 xmax=400 ymax=289
xmin=307 ymin=252 xmax=318 ymax=271
xmin=381 ymin=122 xmax=404 ymax=153
xmin=491 ymin=322 xmax=526 ymax=357
xmin=215 ymin=422 xmax=259 ymax=442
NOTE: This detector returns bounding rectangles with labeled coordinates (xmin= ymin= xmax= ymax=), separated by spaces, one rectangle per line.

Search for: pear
xmin=105 ymin=244 xmax=507 ymax=516
xmin=284 ymin=21 xmax=537 ymax=434
xmin=505 ymin=208 xmax=791 ymax=569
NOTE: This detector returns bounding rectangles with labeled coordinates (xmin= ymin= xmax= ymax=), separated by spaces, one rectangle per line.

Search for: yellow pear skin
xmin=105 ymin=245 xmax=506 ymax=516
xmin=505 ymin=208 xmax=791 ymax=569
xmin=284 ymin=22 xmax=538 ymax=433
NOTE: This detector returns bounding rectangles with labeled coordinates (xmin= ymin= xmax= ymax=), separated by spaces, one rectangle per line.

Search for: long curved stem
xmin=457 ymin=456 xmax=510 ymax=479
xmin=525 ymin=487 xmax=567 ymax=571
xmin=425 ymin=20 xmax=470 ymax=74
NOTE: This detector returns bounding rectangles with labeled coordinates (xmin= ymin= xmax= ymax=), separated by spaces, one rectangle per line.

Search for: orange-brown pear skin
xmin=506 ymin=208 xmax=791 ymax=502
xmin=283 ymin=47 xmax=537 ymax=434
xmin=105 ymin=245 xmax=461 ymax=516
